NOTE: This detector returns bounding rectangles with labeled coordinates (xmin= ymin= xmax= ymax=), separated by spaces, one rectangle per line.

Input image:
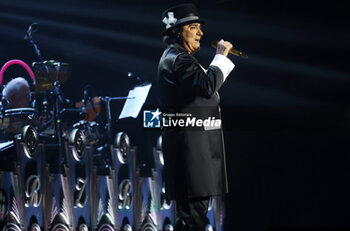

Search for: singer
xmin=157 ymin=3 xmax=235 ymax=231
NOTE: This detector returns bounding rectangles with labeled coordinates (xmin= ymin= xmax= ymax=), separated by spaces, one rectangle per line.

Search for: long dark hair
xmin=162 ymin=26 xmax=183 ymax=45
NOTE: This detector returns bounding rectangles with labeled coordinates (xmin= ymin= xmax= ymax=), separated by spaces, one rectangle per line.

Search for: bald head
xmin=2 ymin=77 xmax=31 ymax=108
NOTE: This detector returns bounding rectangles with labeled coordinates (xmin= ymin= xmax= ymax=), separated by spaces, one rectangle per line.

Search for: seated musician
xmin=0 ymin=77 xmax=37 ymax=135
xmin=2 ymin=77 xmax=31 ymax=108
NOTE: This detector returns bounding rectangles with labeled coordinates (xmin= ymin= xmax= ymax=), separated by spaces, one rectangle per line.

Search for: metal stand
xmin=24 ymin=23 xmax=65 ymax=159
xmin=103 ymin=96 xmax=134 ymax=144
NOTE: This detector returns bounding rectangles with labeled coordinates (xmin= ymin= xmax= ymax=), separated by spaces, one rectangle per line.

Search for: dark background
xmin=1 ymin=0 xmax=350 ymax=230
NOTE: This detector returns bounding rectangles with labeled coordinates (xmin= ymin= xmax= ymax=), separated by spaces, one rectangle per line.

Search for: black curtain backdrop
xmin=1 ymin=0 xmax=349 ymax=230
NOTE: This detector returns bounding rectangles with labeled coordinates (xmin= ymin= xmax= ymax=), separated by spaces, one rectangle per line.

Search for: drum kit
xmin=0 ymin=59 xmax=125 ymax=151
xmin=0 ymin=22 xmax=135 ymax=155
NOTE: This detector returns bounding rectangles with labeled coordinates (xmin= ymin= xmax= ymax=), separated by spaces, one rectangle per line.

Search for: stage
xmin=0 ymin=0 xmax=349 ymax=230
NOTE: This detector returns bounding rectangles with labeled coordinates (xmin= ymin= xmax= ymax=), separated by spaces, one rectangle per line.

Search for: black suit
xmin=157 ymin=43 xmax=229 ymax=201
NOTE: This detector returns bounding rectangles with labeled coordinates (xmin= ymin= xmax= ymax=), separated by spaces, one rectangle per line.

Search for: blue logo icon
xmin=143 ymin=108 xmax=161 ymax=128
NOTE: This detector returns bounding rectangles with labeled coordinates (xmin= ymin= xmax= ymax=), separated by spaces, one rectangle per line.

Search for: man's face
xmin=9 ymin=84 xmax=31 ymax=108
xmin=181 ymin=23 xmax=203 ymax=54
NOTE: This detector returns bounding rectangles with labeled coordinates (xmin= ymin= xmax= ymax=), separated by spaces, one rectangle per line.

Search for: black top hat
xmin=161 ymin=3 xmax=204 ymax=36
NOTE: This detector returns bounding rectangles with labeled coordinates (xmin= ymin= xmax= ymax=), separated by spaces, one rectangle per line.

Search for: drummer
xmin=0 ymin=77 xmax=36 ymax=136
xmin=2 ymin=77 xmax=31 ymax=108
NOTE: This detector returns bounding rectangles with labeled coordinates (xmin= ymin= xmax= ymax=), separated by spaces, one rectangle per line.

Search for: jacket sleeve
xmin=174 ymin=53 xmax=225 ymax=98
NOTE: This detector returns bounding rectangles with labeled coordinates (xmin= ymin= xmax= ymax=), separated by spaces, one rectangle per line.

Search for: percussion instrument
xmin=0 ymin=107 xmax=37 ymax=134
xmin=4 ymin=107 xmax=35 ymax=117
xmin=75 ymin=97 xmax=103 ymax=122
xmin=32 ymin=60 xmax=69 ymax=92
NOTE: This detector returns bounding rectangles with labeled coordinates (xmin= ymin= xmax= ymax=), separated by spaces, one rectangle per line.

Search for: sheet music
xmin=118 ymin=83 xmax=152 ymax=119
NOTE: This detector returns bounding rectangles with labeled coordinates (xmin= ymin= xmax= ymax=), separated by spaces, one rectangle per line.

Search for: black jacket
xmin=158 ymin=43 xmax=228 ymax=200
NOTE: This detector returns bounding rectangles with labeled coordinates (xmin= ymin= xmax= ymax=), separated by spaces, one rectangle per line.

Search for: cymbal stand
xmin=24 ymin=23 xmax=65 ymax=158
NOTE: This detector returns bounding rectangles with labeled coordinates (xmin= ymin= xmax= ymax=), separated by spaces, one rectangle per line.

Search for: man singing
xmin=157 ymin=3 xmax=235 ymax=231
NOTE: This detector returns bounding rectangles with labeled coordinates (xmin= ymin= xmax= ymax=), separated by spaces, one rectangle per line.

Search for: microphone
xmin=24 ymin=22 xmax=39 ymax=41
xmin=211 ymin=40 xmax=248 ymax=59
